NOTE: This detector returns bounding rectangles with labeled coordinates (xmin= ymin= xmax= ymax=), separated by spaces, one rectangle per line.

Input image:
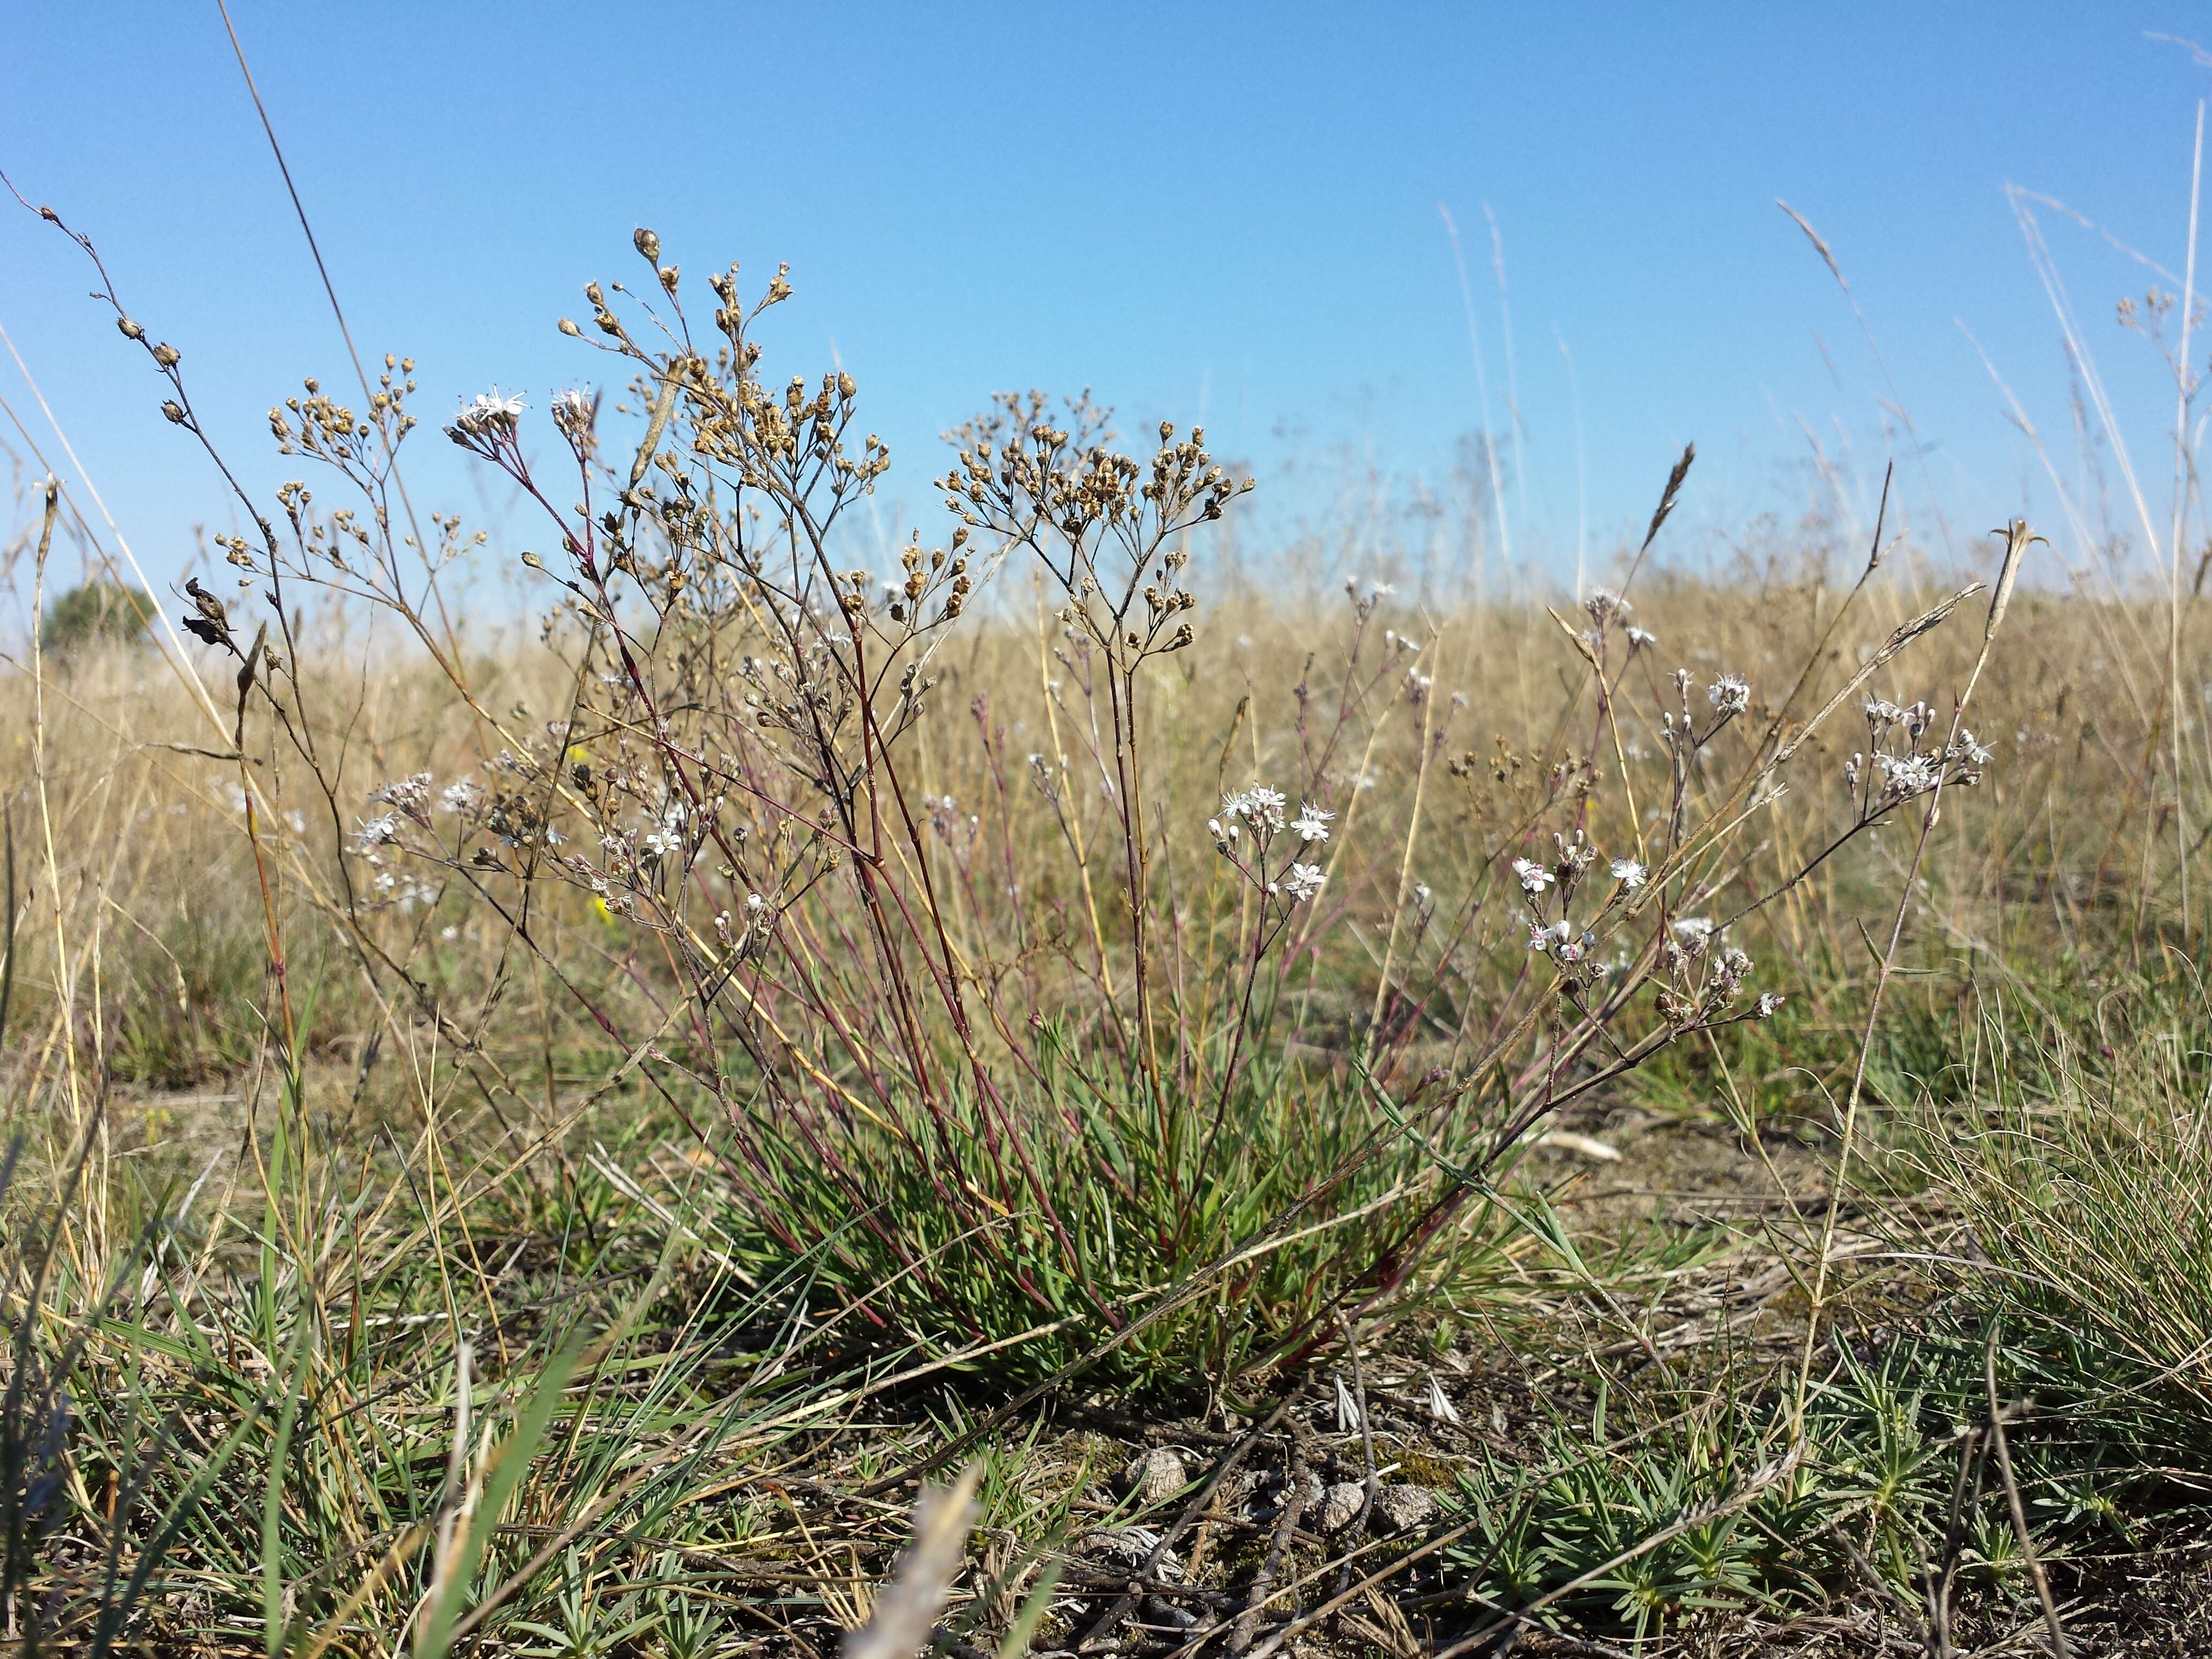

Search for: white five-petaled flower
xmin=1672 ymin=916 xmax=1716 ymax=940
xmin=1221 ymin=784 xmax=1288 ymax=832
xmin=450 ymin=388 xmax=526 ymax=440
xmin=372 ymin=772 xmax=435 ymax=812
xmin=1291 ymin=802 xmax=1335 ymax=843
xmin=1626 ymin=625 xmax=1657 ymax=649
xmin=1512 ymin=857 xmax=1556 ymax=894
xmin=1610 ymin=858 xmax=1647 ymax=889
xmin=1527 ymin=919 xmax=1571 ymax=952
xmin=1284 ymin=862 xmax=1326 ymax=902
xmin=1707 ymin=674 xmax=1751 ymax=716
xmin=1755 ymin=992 xmax=1785 ymax=1018
xmin=1582 ymin=587 xmax=1630 ymax=624
xmin=550 ymin=386 xmax=595 ymax=438
xmin=1878 ymin=752 xmax=1939 ymax=795
xmin=350 ymin=813 xmax=399 ymax=854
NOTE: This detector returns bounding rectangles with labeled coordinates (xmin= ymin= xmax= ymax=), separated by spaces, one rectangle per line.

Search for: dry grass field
xmin=6 ymin=222 xmax=2212 ymax=1657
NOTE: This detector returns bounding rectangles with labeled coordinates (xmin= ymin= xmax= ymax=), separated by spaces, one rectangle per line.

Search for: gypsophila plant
xmin=42 ymin=214 xmax=2023 ymax=1392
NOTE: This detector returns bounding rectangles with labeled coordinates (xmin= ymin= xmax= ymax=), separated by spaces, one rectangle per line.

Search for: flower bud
xmin=116 ymin=317 xmax=144 ymax=341
xmin=634 ymin=227 xmax=661 ymax=263
xmin=161 ymin=400 xmax=186 ymax=424
xmin=558 ymin=318 xmax=582 ymax=337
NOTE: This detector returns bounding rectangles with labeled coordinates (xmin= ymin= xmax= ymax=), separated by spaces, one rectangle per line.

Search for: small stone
xmin=1371 ymin=1484 xmax=1440 ymax=1533
xmin=1318 ymin=1480 xmax=1366 ymax=1533
xmin=1123 ymin=1447 xmax=1187 ymax=1507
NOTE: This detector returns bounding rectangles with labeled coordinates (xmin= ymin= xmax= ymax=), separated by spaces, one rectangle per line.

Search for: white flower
xmin=1512 ymin=857 xmax=1556 ymax=894
xmin=372 ymin=772 xmax=435 ymax=812
xmin=1284 ymin=862 xmax=1326 ymax=902
xmin=550 ymin=386 xmax=595 ymax=438
xmin=1707 ymin=675 xmax=1750 ymax=716
xmin=1610 ymin=858 xmax=1647 ymax=889
xmin=1290 ymin=802 xmax=1335 ymax=843
xmin=1878 ymin=752 xmax=1939 ymax=795
xmin=449 ymin=388 xmax=525 ymax=441
xmin=1582 ymin=587 xmax=1629 ymax=624
xmin=1222 ymin=784 xmax=1288 ymax=832
xmin=1672 ymin=916 xmax=1716 ymax=940
xmin=746 ymin=891 xmax=767 ymax=910
xmin=1626 ymin=625 xmax=1657 ymax=650
xmin=350 ymin=813 xmax=399 ymax=854
xmin=1528 ymin=919 xmax=1571 ymax=952
xmin=440 ymin=778 xmax=481 ymax=814
xmin=1755 ymin=992 xmax=1785 ymax=1018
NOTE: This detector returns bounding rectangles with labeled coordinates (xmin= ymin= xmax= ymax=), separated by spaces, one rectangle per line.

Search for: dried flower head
xmin=1707 ymin=675 xmax=1750 ymax=716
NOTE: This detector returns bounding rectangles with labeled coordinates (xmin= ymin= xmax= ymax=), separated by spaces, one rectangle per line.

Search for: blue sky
xmin=6 ymin=3 xmax=2212 ymax=602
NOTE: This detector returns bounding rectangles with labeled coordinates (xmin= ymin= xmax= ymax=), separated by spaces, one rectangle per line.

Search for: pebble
xmin=1318 ymin=1479 xmax=1367 ymax=1533
xmin=1123 ymin=1446 xmax=1187 ymax=1507
xmin=1371 ymin=1484 xmax=1441 ymax=1533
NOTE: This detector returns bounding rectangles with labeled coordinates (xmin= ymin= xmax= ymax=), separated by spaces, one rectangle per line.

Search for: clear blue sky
xmin=6 ymin=3 xmax=2212 ymax=602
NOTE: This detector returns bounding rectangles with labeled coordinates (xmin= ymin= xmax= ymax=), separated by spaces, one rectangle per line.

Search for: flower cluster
xmin=1208 ymin=782 xmax=1330 ymax=906
xmin=446 ymin=388 xmax=526 ymax=451
xmin=1842 ymin=696 xmax=1993 ymax=817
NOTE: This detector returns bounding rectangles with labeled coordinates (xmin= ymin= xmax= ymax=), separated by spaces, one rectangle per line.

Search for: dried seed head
xmin=151 ymin=342 xmax=180 ymax=369
xmin=116 ymin=317 xmax=144 ymax=341
xmin=633 ymin=227 xmax=662 ymax=263
xmin=1985 ymin=518 xmax=2041 ymax=640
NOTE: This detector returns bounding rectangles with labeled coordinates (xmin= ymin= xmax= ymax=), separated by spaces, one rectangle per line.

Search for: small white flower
xmin=746 ymin=891 xmax=767 ymax=910
xmin=550 ymin=386 xmax=595 ymax=438
xmin=350 ymin=813 xmax=399 ymax=854
xmin=1527 ymin=919 xmax=1571 ymax=953
xmin=1708 ymin=675 xmax=1750 ymax=716
xmin=440 ymin=778 xmax=481 ymax=813
xmin=1672 ymin=916 xmax=1716 ymax=940
xmin=1878 ymin=752 xmax=1939 ymax=795
xmin=1284 ymin=862 xmax=1326 ymax=902
xmin=1222 ymin=784 xmax=1287 ymax=832
xmin=1626 ymin=625 xmax=1656 ymax=650
xmin=1582 ymin=587 xmax=1630 ymax=624
xmin=449 ymin=387 xmax=526 ymax=441
xmin=1512 ymin=857 xmax=1556 ymax=894
xmin=1290 ymin=802 xmax=1335 ymax=843
xmin=372 ymin=772 xmax=435 ymax=812
xmin=1755 ymin=992 xmax=1785 ymax=1018
xmin=1610 ymin=858 xmax=1647 ymax=889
